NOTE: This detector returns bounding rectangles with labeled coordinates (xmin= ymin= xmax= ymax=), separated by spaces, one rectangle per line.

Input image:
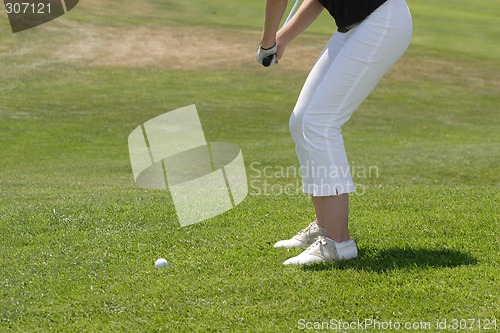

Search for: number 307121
xmin=5 ymin=2 xmax=52 ymax=14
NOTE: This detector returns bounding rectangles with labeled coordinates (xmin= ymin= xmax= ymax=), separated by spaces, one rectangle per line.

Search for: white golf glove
xmin=256 ymin=43 xmax=277 ymax=67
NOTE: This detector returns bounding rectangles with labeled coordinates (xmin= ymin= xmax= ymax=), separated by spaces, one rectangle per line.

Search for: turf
xmin=0 ymin=0 xmax=499 ymax=332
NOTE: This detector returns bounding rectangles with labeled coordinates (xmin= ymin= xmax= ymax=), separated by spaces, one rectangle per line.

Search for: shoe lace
xmin=306 ymin=236 xmax=327 ymax=250
xmin=297 ymin=221 xmax=317 ymax=236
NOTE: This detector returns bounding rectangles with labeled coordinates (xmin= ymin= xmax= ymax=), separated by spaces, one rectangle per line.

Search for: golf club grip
xmin=262 ymin=55 xmax=274 ymax=67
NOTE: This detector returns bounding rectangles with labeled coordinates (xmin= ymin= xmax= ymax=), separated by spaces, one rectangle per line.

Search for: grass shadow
xmin=302 ymin=247 xmax=478 ymax=272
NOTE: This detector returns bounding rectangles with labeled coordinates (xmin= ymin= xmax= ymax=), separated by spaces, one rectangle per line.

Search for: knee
xmin=302 ymin=113 xmax=343 ymax=139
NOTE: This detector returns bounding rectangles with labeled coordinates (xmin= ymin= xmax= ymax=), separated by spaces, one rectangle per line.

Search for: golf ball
xmin=155 ymin=258 xmax=168 ymax=268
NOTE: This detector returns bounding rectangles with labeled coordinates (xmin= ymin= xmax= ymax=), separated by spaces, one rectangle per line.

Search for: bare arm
xmin=277 ymin=0 xmax=324 ymax=47
xmin=276 ymin=0 xmax=325 ymax=60
xmin=261 ymin=0 xmax=289 ymax=49
xmin=259 ymin=0 xmax=325 ymax=61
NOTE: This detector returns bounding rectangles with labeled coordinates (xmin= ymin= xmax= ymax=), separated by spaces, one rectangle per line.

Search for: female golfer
xmin=256 ymin=0 xmax=412 ymax=265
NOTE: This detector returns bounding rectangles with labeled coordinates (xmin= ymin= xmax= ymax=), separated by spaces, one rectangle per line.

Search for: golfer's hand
xmin=256 ymin=43 xmax=277 ymax=67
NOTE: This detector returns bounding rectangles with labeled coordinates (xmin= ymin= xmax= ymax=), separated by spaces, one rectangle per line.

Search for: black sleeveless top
xmin=318 ymin=0 xmax=388 ymax=32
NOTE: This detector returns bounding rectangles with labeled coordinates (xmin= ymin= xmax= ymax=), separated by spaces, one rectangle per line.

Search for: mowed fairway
xmin=0 ymin=0 xmax=498 ymax=332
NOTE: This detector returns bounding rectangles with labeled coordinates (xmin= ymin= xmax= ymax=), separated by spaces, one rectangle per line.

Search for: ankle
xmin=324 ymin=233 xmax=351 ymax=243
xmin=314 ymin=220 xmax=326 ymax=230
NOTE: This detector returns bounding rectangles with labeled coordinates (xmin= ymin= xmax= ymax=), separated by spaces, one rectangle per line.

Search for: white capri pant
xmin=290 ymin=0 xmax=412 ymax=196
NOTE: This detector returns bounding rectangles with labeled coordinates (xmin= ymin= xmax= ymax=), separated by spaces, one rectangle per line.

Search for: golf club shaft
xmin=284 ymin=0 xmax=301 ymax=25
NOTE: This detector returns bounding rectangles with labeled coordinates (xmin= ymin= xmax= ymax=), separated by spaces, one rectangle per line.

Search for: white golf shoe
xmin=283 ymin=236 xmax=358 ymax=266
xmin=274 ymin=221 xmax=325 ymax=248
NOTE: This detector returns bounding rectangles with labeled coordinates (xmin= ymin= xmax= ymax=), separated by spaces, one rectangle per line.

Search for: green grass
xmin=0 ymin=0 xmax=499 ymax=332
